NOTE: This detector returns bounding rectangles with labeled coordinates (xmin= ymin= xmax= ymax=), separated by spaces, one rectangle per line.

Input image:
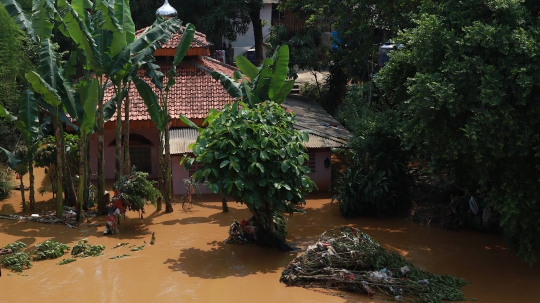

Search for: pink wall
xmin=171 ymin=150 xmax=333 ymax=195
xmin=89 ymin=128 xmax=161 ymax=181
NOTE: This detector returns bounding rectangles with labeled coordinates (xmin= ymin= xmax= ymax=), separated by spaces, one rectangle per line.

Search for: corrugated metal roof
xmin=169 ymin=127 xmax=346 ymax=155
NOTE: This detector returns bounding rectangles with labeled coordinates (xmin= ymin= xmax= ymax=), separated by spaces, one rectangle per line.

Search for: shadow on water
xmin=164 ymin=240 xmax=296 ymax=279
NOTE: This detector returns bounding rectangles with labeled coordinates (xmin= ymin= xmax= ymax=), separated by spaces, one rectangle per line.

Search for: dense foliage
xmin=33 ymin=239 xmax=70 ymax=261
xmin=184 ymin=101 xmax=315 ymax=228
xmin=113 ymin=169 xmax=161 ymax=212
xmin=130 ymin=0 xmax=259 ymax=42
xmin=0 ymin=5 xmax=29 ymax=155
xmin=334 ymin=84 xmax=411 ymax=218
xmin=376 ymin=0 xmax=540 ymax=264
xmin=1 ymin=241 xmax=31 ymax=272
xmin=283 ymin=0 xmax=421 ymax=82
xmin=0 ymin=164 xmax=13 ymax=200
xmin=71 ymin=238 xmax=105 ymax=257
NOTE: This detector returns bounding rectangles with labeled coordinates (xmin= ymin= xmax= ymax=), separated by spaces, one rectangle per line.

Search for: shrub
xmin=333 ymin=84 xmax=411 ymax=217
xmin=0 ymin=164 xmax=13 ymax=200
xmin=113 ymin=168 xmax=161 ymax=212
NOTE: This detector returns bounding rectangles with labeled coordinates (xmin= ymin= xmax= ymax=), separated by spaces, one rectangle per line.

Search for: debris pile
xmin=280 ymin=227 xmax=468 ymax=302
xmin=0 ymin=206 xmax=99 ymax=227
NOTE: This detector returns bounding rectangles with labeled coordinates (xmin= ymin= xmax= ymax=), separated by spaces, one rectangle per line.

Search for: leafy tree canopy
xmin=131 ymin=0 xmax=261 ymax=42
xmin=376 ymin=0 xmax=540 ymax=264
xmin=283 ymin=0 xmax=421 ymax=82
xmin=183 ymin=101 xmax=315 ymax=216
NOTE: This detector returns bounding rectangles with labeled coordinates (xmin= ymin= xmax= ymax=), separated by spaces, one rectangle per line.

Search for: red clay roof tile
xmin=104 ymin=57 xmax=238 ymax=123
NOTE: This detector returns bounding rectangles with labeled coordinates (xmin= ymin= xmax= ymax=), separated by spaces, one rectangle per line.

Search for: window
xmin=306 ymin=152 xmax=316 ymax=173
xmin=130 ymin=147 xmax=152 ymax=174
xmin=188 ymin=160 xmax=205 ymax=176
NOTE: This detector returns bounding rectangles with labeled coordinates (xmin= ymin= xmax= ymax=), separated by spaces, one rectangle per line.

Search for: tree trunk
xmin=29 ymin=164 xmax=35 ymax=210
xmin=165 ymin=123 xmax=173 ymax=213
xmin=54 ymin=115 xmax=63 ymax=219
xmin=114 ymin=87 xmax=123 ymax=181
xmin=19 ymin=176 xmax=26 ymax=212
xmin=64 ymin=151 xmax=77 ymax=207
xmin=221 ymin=195 xmax=228 ymax=212
xmin=157 ymin=129 xmax=164 ymax=211
xmin=249 ymin=9 xmax=264 ymax=65
xmin=97 ymin=93 xmax=106 ymax=215
xmin=123 ymin=92 xmax=131 ymax=175
xmin=77 ymin=132 xmax=87 ymax=223
xmin=84 ymin=135 xmax=91 ymax=208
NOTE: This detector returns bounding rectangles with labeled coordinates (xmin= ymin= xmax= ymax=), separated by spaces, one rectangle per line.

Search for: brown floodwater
xmin=1 ymin=169 xmax=539 ymax=303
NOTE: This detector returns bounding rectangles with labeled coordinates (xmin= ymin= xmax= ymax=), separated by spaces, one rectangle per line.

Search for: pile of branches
xmin=71 ymin=238 xmax=105 ymax=257
xmin=113 ymin=169 xmax=161 ymax=213
xmin=280 ymin=227 xmax=467 ymax=302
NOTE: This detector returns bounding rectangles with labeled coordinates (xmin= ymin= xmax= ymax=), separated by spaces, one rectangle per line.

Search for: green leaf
xmin=211 ymin=71 xmax=242 ymax=98
xmin=179 ymin=114 xmax=201 ymax=131
xmin=31 ymin=0 xmax=54 ymax=41
xmin=297 ymin=155 xmax=305 ymax=165
xmin=114 ymin=0 xmax=135 ymax=44
xmin=235 ymin=55 xmax=258 ymax=81
xmin=220 ymin=160 xmax=230 ymax=168
xmin=281 ymin=161 xmax=290 ymax=172
xmin=0 ymin=104 xmax=18 ymax=123
xmin=268 ymin=45 xmax=290 ymax=100
xmin=260 ymin=150 xmax=268 ymax=160
xmin=19 ymin=90 xmax=40 ymax=144
xmin=0 ymin=147 xmax=22 ymax=170
xmin=133 ymin=76 xmax=163 ymax=130
xmin=256 ymin=162 xmax=265 ymax=173
xmin=272 ymin=80 xmax=295 ymax=104
xmin=80 ymin=78 xmax=99 ymax=134
xmin=173 ymin=23 xmax=195 ymax=66
xmin=25 ymin=71 xmax=61 ymax=107
xmin=2 ymin=0 xmax=34 ymax=40
xmin=59 ymin=1 xmax=101 ymax=71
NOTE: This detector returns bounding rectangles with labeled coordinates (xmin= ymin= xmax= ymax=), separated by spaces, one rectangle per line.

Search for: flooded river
xmin=1 ymin=171 xmax=539 ymax=302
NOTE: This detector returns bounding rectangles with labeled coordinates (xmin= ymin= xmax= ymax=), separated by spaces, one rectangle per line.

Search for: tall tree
xmin=376 ymin=0 xmax=540 ymax=264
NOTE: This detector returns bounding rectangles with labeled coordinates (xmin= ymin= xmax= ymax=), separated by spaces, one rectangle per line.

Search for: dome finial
xmin=156 ymin=0 xmax=178 ymax=20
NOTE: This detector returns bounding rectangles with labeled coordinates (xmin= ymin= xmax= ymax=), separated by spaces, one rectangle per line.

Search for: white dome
xmin=156 ymin=0 xmax=178 ymax=19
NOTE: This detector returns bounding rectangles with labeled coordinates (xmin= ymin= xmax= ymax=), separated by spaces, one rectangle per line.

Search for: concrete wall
xmin=89 ymin=128 xmax=161 ymax=180
xmin=171 ymin=150 xmax=333 ymax=195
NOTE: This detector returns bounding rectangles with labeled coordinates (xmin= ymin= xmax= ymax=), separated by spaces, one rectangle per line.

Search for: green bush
xmin=0 ymin=164 xmax=13 ymax=200
xmin=333 ymin=84 xmax=411 ymax=217
xmin=113 ymin=168 xmax=161 ymax=212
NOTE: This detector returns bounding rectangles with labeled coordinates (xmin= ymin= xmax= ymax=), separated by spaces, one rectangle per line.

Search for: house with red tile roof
xmin=89 ymin=2 xmax=350 ymax=195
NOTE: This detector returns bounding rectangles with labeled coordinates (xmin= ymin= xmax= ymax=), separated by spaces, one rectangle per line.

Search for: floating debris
xmin=109 ymin=254 xmax=131 ymax=260
xmin=130 ymin=245 xmax=145 ymax=252
xmin=57 ymin=258 xmax=77 ymax=265
xmin=71 ymin=239 xmax=105 ymax=257
xmin=112 ymin=243 xmax=129 ymax=249
xmin=280 ymin=227 xmax=468 ymax=303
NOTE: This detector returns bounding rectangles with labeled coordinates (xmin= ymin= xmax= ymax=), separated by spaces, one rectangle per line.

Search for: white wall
xmin=226 ymin=4 xmax=273 ymax=58
xmin=171 ymin=150 xmax=333 ymax=195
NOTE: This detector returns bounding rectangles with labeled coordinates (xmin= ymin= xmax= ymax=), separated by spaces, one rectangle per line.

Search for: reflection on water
xmin=1 ymin=182 xmax=539 ymax=302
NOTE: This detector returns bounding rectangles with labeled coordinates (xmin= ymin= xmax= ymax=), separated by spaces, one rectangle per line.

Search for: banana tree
xmin=0 ymin=90 xmax=41 ymax=211
xmin=211 ymin=45 xmax=295 ymax=107
xmin=133 ymin=23 xmax=195 ymax=212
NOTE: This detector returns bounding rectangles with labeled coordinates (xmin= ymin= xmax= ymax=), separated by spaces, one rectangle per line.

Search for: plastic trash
xmin=31 ymin=214 xmax=39 ymax=218
xmin=400 ymin=266 xmax=410 ymax=274
xmin=419 ymin=279 xmax=429 ymax=285
xmin=395 ymin=295 xmax=404 ymax=301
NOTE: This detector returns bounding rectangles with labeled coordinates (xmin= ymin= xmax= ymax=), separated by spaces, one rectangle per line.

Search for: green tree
xmin=376 ymin=0 xmax=540 ymax=264
xmin=182 ymin=101 xmax=315 ymax=247
xmin=134 ymin=23 xmax=195 ymax=212
xmin=284 ymin=0 xmax=421 ymax=83
xmin=0 ymin=4 xmax=30 ymax=154
xmin=181 ymin=45 xmax=314 ymax=246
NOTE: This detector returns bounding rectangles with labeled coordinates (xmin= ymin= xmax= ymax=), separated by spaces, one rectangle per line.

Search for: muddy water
xmin=1 ymin=170 xmax=539 ymax=302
